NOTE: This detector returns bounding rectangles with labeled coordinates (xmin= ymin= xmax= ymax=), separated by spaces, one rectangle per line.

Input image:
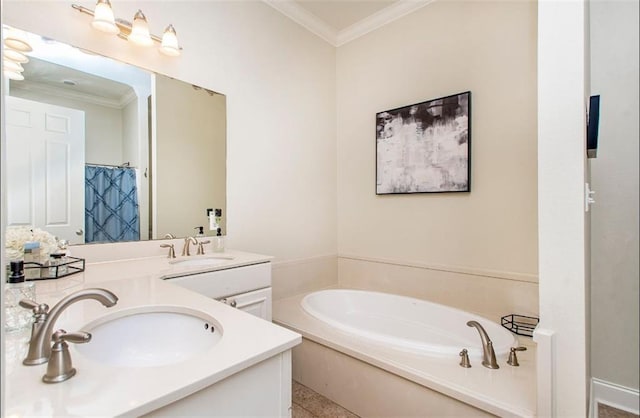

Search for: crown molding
xmin=336 ymin=0 xmax=435 ymax=46
xmin=12 ymin=81 xmax=134 ymax=109
xmin=263 ymin=0 xmax=434 ymax=47
xmin=262 ymin=0 xmax=338 ymax=45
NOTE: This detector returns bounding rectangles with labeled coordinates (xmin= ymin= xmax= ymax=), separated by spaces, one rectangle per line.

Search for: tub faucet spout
xmin=23 ymin=288 xmax=118 ymax=366
xmin=466 ymin=320 xmax=499 ymax=369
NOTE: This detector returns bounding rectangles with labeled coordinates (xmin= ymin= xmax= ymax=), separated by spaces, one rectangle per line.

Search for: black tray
xmin=24 ymin=256 xmax=85 ymax=280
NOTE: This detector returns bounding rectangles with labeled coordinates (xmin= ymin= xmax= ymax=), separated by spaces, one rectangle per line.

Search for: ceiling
xmin=294 ymin=0 xmax=397 ymax=32
xmin=16 ymin=57 xmax=135 ymax=109
xmin=264 ymin=0 xmax=433 ymax=46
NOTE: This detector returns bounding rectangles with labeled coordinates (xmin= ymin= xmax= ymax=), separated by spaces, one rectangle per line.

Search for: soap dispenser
xmin=4 ymin=260 xmax=36 ymax=333
xmin=212 ymin=228 xmax=225 ymax=253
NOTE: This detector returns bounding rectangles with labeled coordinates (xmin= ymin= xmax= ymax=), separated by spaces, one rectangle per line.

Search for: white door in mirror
xmin=6 ymin=96 xmax=85 ymax=244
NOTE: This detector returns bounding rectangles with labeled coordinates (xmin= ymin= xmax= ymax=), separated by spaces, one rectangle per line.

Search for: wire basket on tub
xmin=501 ymin=314 xmax=539 ymax=337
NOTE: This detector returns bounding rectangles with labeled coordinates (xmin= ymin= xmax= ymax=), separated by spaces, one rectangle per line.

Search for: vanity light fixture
xmin=4 ymin=48 xmax=29 ymax=64
xmin=3 ymin=69 xmax=25 ymax=81
xmin=3 ymin=26 xmax=32 ymax=81
xmin=128 ymin=10 xmax=153 ymax=47
xmin=91 ymin=0 xmax=119 ymax=35
xmin=3 ymin=60 xmax=24 ymax=73
xmin=160 ymin=25 xmax=180 ymax=57
xmin=72 ymin=2 xmax=182 ymax=56
xmin=3 ymin=28 xmax=33 ymax=52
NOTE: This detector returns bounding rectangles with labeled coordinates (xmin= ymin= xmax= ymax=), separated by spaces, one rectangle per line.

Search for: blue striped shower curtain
xmin=85 ymin=166 xmax=140 ymax=243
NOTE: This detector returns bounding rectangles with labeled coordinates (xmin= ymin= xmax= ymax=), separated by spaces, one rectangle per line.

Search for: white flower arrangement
xmin=5 ymin=226 xmax=58 ymax=262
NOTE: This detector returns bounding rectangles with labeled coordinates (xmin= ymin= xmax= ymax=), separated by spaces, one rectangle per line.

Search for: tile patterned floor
xmin=292 ymin=381 xmax=360 ymax=418
xmin=599 ymin=404 xmax=640 ymax=418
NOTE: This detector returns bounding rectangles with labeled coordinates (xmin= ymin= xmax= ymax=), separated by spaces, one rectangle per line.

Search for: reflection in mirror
xmin=4 ymin=27 xmax=226 ymax=247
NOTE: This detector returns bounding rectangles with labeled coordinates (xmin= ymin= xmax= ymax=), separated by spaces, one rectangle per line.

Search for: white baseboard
xmin=590 ymin=378 xmax=639 ymax=418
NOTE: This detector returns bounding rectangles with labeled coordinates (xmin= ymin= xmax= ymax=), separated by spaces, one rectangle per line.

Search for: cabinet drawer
xmin=164 ymin=262 xmax=271 ymax=299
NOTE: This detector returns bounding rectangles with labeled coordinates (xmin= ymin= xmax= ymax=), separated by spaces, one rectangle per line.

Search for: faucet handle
xmin=160 ymin=243 xmax=176 ymax=258
xmin=459 ymin=349 xmax=471 ymax=368
xmin=197 ymin=240 xmax=211 ymax=255
xmin=19 ymin=299 xmax=39 ymax=310
xmin=43 ymin=329 xmax=92 ymax=384
xmin=20 ymin=299 xmax=50 ymax=316
xmin=507 ymin=346 xmax=527 ymax=367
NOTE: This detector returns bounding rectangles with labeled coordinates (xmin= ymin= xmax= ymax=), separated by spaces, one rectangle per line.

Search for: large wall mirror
xmin=4 ymin=26 xmax=226 ymax=245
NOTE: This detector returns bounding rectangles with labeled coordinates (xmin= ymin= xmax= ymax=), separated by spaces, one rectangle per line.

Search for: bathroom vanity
xmin=4 ymin=249 xmax=300 ymax=417
xmin=166 ymin=262 xmax=273 ymax=320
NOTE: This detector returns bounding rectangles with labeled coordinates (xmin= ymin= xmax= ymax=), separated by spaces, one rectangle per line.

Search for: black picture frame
xmin=376 ymin=91 xmax=471 ymax=194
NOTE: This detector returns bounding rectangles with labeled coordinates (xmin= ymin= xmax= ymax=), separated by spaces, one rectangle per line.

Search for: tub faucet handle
xmin=507 ymin=346 xmax=527 ymax=367
xmin=459 ymin=349 xmax=471 ymax=368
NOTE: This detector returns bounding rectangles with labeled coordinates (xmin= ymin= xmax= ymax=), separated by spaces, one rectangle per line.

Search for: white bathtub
xmin=301 ymin=289 xmax=516 ymax=359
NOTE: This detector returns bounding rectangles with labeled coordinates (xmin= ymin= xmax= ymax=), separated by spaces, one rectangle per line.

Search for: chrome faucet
xmin=22 ymin=288 xmax=118 ymax=366
xmin=181 ymin=236 xmax=198 ymax=256
xmin=466 ymin=320 xmax=499 ymax=369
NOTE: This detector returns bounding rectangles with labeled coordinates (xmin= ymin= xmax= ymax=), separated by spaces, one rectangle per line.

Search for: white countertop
xmin=274 ymin=291 xmax=536 ymax=418
xmin=5 ymin=250 xmax=301 ymax=417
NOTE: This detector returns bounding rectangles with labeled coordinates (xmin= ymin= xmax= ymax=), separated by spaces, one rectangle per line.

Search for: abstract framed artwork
xmin=376 ymin=91 xmax=471 ymax=194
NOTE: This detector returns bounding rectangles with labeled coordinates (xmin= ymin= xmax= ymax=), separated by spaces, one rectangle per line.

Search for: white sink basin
xmin=169 ymin=256 xmax=232 ymax=267
xmin=77 ymin=311 xmax=222 ymax=367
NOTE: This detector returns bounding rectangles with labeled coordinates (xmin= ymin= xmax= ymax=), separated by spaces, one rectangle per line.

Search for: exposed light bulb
xmin=3 ymin=69 xmax=25 ymax=81
xmin=3 ymin=28 xmax=32 ymax=52
xmin=3 ymin=49 xmax=29 ymax=64
xmin=3 ymin=60 xmax=24 ymax=73
xmin=159 ymin=24 xmax=180 ymax=57
xmin=128 ymin=10 xmax=153 ymax=47
xmin=91 ymin=0 xmax=119 ymax=35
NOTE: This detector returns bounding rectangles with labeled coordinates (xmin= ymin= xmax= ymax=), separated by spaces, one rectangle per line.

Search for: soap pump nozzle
xmin=194 ymin=226 xmax=204 ymax=237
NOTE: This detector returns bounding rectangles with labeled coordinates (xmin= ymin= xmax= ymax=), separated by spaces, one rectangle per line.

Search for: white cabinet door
xmin=222 ymin=287 xmax=272 ymax=321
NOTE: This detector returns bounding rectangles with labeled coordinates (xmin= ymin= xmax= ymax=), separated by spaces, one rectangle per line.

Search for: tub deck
xmin=274 ymin=290 xmax=536 ymax=418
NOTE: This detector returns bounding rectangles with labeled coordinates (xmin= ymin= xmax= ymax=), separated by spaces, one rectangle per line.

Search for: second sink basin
xmin=76 ymin=310 xmax=222 ymax=367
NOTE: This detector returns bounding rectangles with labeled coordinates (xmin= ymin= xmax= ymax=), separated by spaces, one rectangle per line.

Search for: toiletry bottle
xmin=58 ymin=239 xmax=70 ymax=267
xmin=23 ymin=241 xmax=41 ymax=280
xmin=214 ymin=209 xmax=222 ymax=232
xmin=212 ymin=228 xmax=225 ymax=253
xmin=194 ymin=226 xmax=205 ymax=237
xmin=45 ymin=253 xmax=67 ymax=278
xmin=4 ymin=260 xmax=36 ymax=333
xmin=208 ymin=209 xmax=218 ymax=232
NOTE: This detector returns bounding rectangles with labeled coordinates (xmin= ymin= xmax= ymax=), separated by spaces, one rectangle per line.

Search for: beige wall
xmin=336 ymin=1 xmax=538 ymax=287
xmin=590 ymin=0 xmax=639 ymax=390
xmin=122 ymin=98 xmax=138 ymax=167
xmin=2 ymin=0 xmax=337 ymax=263
xmin=154 ymin=74 xmax=226 ymax=239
